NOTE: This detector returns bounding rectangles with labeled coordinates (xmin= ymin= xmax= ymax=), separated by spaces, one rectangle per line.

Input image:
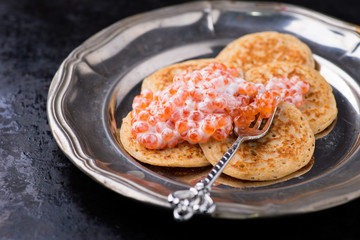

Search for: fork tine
xmin=261 ymin=117 xmax=272 ymax=130
xmin=258 ymin=107 xmax=278 ymax=134
xmin=255 ymin=117 xmax=267 ymax=130
xmin=248 ymin=113 xmax=260 ymax=128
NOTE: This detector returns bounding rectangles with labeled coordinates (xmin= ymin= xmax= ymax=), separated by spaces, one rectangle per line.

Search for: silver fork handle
xmin=202 ymin=136 xmax=245 ymax=188
xmin=168 ymin=136 xmax=245 ymax=221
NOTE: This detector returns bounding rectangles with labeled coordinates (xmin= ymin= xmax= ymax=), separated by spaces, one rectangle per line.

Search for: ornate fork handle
xmin=168 ymin=136 xmax=245 ymax=221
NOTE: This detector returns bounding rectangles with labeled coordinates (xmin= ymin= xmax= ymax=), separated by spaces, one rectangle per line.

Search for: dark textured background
xmin=1 ymin=0 xmax=360 ymax=239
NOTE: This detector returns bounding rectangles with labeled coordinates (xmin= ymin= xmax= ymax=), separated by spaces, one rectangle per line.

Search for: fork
xmin=167 ymin=106 xmax=278 ymax=221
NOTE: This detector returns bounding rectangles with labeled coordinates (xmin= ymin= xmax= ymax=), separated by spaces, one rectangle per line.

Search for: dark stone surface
xmin=1 ymin=0 xmax=360 ymax=239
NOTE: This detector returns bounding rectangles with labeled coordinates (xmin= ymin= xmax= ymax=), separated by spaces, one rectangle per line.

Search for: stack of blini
xmin=120 ymin=31 xmax=337 ymax=183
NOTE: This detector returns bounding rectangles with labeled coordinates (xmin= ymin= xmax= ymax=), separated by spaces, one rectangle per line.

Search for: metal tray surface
xmin=47 ymin=1 xmax=360 ymax=219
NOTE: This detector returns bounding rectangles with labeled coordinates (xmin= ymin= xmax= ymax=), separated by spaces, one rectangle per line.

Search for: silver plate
xmin=47 ymin=1 xmax=360 ymax=219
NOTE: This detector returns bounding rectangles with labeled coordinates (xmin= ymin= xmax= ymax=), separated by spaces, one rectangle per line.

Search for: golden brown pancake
xmin=120 ymin=59 xmax=235 ymax=167
xmin=216 ymin=31 xmax=315 ymax=72
xmin=200 ymin=102 xmax=315 ymax=181
xmin=245 ymin=62 xmax=337 ymax=134
xmin=141 ymin=58 xmax=242 ymax=92
xmin=119 ymin=36 xmax=322 ymax=183
xmin=215 ymin=157 xmax=314 ymax=188
xmin=120 ymin=59 xmax=243 ymax=168
xmin=119 ymin=113 xmax=210 ymax=167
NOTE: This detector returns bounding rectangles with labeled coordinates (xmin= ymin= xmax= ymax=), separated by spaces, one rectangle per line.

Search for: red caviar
xmin=130 ymin=63 xmax=309 ymax=149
